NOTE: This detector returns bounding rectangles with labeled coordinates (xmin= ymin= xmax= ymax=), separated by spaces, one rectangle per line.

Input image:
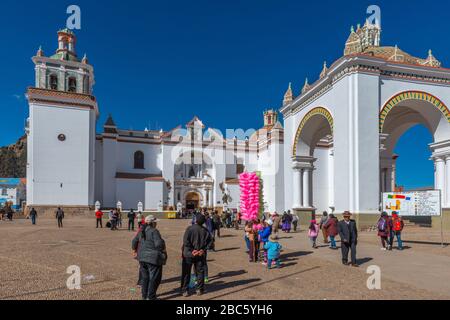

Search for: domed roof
xmin=361 ymin=46 xmax=441 ymax=67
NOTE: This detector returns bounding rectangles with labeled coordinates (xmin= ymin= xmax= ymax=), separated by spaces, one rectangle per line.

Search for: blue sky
xmin=0 ymin=0 xmax=444 ymax=188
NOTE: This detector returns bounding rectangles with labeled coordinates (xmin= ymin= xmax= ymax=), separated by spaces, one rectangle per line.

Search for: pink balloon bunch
xmin=239 ymin=172 xmax=260 ymax=221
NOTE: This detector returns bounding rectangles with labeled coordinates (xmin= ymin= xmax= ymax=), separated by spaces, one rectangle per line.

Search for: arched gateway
xmin=281 ymin=19 xmax=450 ymax=228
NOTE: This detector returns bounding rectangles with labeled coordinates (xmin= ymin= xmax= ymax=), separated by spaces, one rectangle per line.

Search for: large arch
xmin=292 ymin=107 xmax=334 ymax=157
xmin=291 ymin=107 xmax=335 ymax=212
xmin=379 ymin=90 xmax=450 ymax=207
xmin=380 ymin=91 xmax=450 ymax=133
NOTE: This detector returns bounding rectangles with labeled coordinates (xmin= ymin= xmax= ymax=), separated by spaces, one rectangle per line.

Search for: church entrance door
xmin=185 ymin=192 xmax=201 ymax=210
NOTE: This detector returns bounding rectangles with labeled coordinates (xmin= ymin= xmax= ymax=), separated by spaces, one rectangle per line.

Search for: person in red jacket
xmin=95 ymin=210 xmax=104 ymax=228
xmin=391 ymin=212 xmax=405 ymax=250
xmin=324 ymin=214 xmax=339 ymax=249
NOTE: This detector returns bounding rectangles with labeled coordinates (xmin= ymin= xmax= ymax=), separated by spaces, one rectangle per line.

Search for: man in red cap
xmin=338 ymin=211 xmax=358 ymax=267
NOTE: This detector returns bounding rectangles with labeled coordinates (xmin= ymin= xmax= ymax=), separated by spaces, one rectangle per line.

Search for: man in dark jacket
xmin=128 ymin=209 xmax=136 ymax=231
xmin=29 ymin=208 xmax=37 ymax=225
xmin=181 ymin=214 xmax=212 ymax=297
xmin=132 ymin=215 xmax=167 ymax=300
xmin=56 ymin=207 xmax=64 ymax=228
xmin=338 ymin=211 xmax=358 ymax=267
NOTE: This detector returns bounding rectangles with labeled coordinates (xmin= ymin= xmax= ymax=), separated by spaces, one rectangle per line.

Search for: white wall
xmin=28 ymin=103 xmax=95 ymax=206
xmin=145 ymin=180 xmax=164 ymax=211
xmin=116 ymin=179 xmax=145 ymax=210
xmin=312 ymin=147 xmax=329 ymax=213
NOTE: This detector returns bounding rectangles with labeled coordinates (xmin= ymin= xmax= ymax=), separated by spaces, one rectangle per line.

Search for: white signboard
xmin=382 ymin=191 xmax=441 ymax=217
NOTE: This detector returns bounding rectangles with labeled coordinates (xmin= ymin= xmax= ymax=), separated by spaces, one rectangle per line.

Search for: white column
xmin=436 ymin=157 xmax=446 ymax=206
xmin=328 ymin=150 xmax=335 ymax=208
xmin=208 ymin=189 xmax=213 ymax=208
xmin=446 ymin=156 xmax=450 ymax=207
xmin=292 ymin=167 xmax=302 ymax=209
xmin=302 ymin=168 xmax=311 ymax=208
xmin=380 ymin=168 xmax=386 ymax=193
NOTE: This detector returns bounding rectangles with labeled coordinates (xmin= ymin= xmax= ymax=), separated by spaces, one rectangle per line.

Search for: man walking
xmin=181 ymin=214 xmax=212 ymax=297
xmin=56 ymin=207 xmax=64 ymax=228
xmin=128 ymin=209 xmax=137 ymax=231
xmin=30 ymin=208 xmax=37 ymax=225
xmin=95 ymin=209 xmax=103 ymax=228
xmin=338 ymin=211 xmax=358 ymax=267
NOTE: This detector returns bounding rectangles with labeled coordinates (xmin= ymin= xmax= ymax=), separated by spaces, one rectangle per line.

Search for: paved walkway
xmin=1 ymin=218 xmax=449 ymax=300
xmin=268 ymin=228 xmax=450 ymax=297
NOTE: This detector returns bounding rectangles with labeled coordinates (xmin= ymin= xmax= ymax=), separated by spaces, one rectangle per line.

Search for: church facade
xmin=281 ymin=20 xmax=450 ymax=226
xmin=26 ymin=20 xmax=450 ymax=227
xmin=26 ymin=29 xmax=285 ymax=214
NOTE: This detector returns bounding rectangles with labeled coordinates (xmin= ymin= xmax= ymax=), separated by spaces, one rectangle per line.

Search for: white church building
xmin=25 ymin=29 xmax=285 ymax=214
xmin=26 ymin=21 xmax=450 ymax=227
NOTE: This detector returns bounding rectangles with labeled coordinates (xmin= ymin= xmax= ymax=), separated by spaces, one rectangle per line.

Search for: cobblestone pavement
xmin=1 ymin=218 xmax=449 ymax=300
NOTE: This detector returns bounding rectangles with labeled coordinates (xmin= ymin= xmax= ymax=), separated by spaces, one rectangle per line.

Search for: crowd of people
xmin=16 ymin=205 xmax=405 ymax=300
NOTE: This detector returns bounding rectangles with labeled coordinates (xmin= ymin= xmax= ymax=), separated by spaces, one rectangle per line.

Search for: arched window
xmin=68 ymin=77 xmax=77 ymax=93
xmin=49 ymin=74 xmax=58 ymax=90
xmin=134 ymin=151 xmax=144 ymax=169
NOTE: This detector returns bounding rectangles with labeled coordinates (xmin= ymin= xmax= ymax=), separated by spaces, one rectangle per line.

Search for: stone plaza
xmin=1 ymin=217 xmax=449 ymax=300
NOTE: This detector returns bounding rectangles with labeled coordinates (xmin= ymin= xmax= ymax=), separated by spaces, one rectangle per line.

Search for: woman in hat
xmin=377 ymin=212 xmax=391 ymax=251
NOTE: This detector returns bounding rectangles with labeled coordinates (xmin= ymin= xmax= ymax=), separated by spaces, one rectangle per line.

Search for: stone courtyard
xmin=1 ymin=217 xmax=449 ymax=300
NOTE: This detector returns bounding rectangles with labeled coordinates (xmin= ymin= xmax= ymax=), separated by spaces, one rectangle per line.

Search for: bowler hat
xmin=343 ymin=211 xmax=352 ymax=217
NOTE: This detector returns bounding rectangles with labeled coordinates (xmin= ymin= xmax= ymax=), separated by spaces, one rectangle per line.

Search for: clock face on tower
xmin=58 ymin=134 xmax=66 ymax=142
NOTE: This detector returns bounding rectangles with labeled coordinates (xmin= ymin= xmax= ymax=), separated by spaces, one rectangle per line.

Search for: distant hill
xmin=0 ymin=135 xmax=27 ymax=178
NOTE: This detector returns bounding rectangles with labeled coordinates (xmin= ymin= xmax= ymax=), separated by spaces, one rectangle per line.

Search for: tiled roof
xmin=115 ymin=172 xmax=164 ymax=180
xmin=27 ymin=87 xmax=96 ymax=102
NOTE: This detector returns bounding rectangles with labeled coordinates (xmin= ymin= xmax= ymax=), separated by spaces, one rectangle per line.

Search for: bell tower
xmin=264 ymin=109 xmax=278 ymax=128
xmin=26 ymin=29 xmax=98 ymax=213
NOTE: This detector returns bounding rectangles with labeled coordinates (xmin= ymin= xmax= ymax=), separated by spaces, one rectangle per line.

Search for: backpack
xmin=377 ymin=218 xmax=387 ymax=232
xmin=393 ymin=219 xmax=403 ymax=232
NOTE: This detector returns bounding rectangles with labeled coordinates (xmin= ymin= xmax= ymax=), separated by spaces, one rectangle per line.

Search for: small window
xmin=2 ymin=188 xmax=7 ymax=196
xmin=134 ymin=151 xmax=144 ymax=169
xmin=68 ymin=77 xmax=77 ymax=93
xmin=49 ymin=75 xmax=58 ymax=90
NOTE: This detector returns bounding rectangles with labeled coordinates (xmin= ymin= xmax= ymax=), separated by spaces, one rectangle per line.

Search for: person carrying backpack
xmin=377 ymin=212 xmax=390 ymax=250
xmin=132 ymin=215 xmax=167 ymax=300
xmin=391 ymin=212 xmax=404 ymax=250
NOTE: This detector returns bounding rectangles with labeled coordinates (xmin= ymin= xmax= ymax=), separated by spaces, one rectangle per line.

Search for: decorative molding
xmin=292 ymin=107 xmax=334 ymax=157
xmin=380 ymin=91 xmax=450 ymax=133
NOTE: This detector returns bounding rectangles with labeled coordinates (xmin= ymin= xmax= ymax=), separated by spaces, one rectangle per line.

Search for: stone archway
xmin=379 ymin=91 xmax=450 ymax=207
xmin=184 ymin=191 xmax=202 ymax=210
xmin=292 ymin=107 xmax=334 ymax=212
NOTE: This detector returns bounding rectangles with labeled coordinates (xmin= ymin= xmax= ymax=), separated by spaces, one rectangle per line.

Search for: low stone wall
xmin=293 ymin=209 xmax=379 ymax=231
xmin=432 ymin=209 xmax=450 ymax=231
xmin=25 ymin=206 xmax=94 ymax=218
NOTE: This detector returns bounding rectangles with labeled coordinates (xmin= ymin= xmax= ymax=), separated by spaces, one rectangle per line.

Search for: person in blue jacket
xmin=258 ymin=220 xmax=273 ymax=265
xmin=264 ymin=235 xmax=282 ymax=269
